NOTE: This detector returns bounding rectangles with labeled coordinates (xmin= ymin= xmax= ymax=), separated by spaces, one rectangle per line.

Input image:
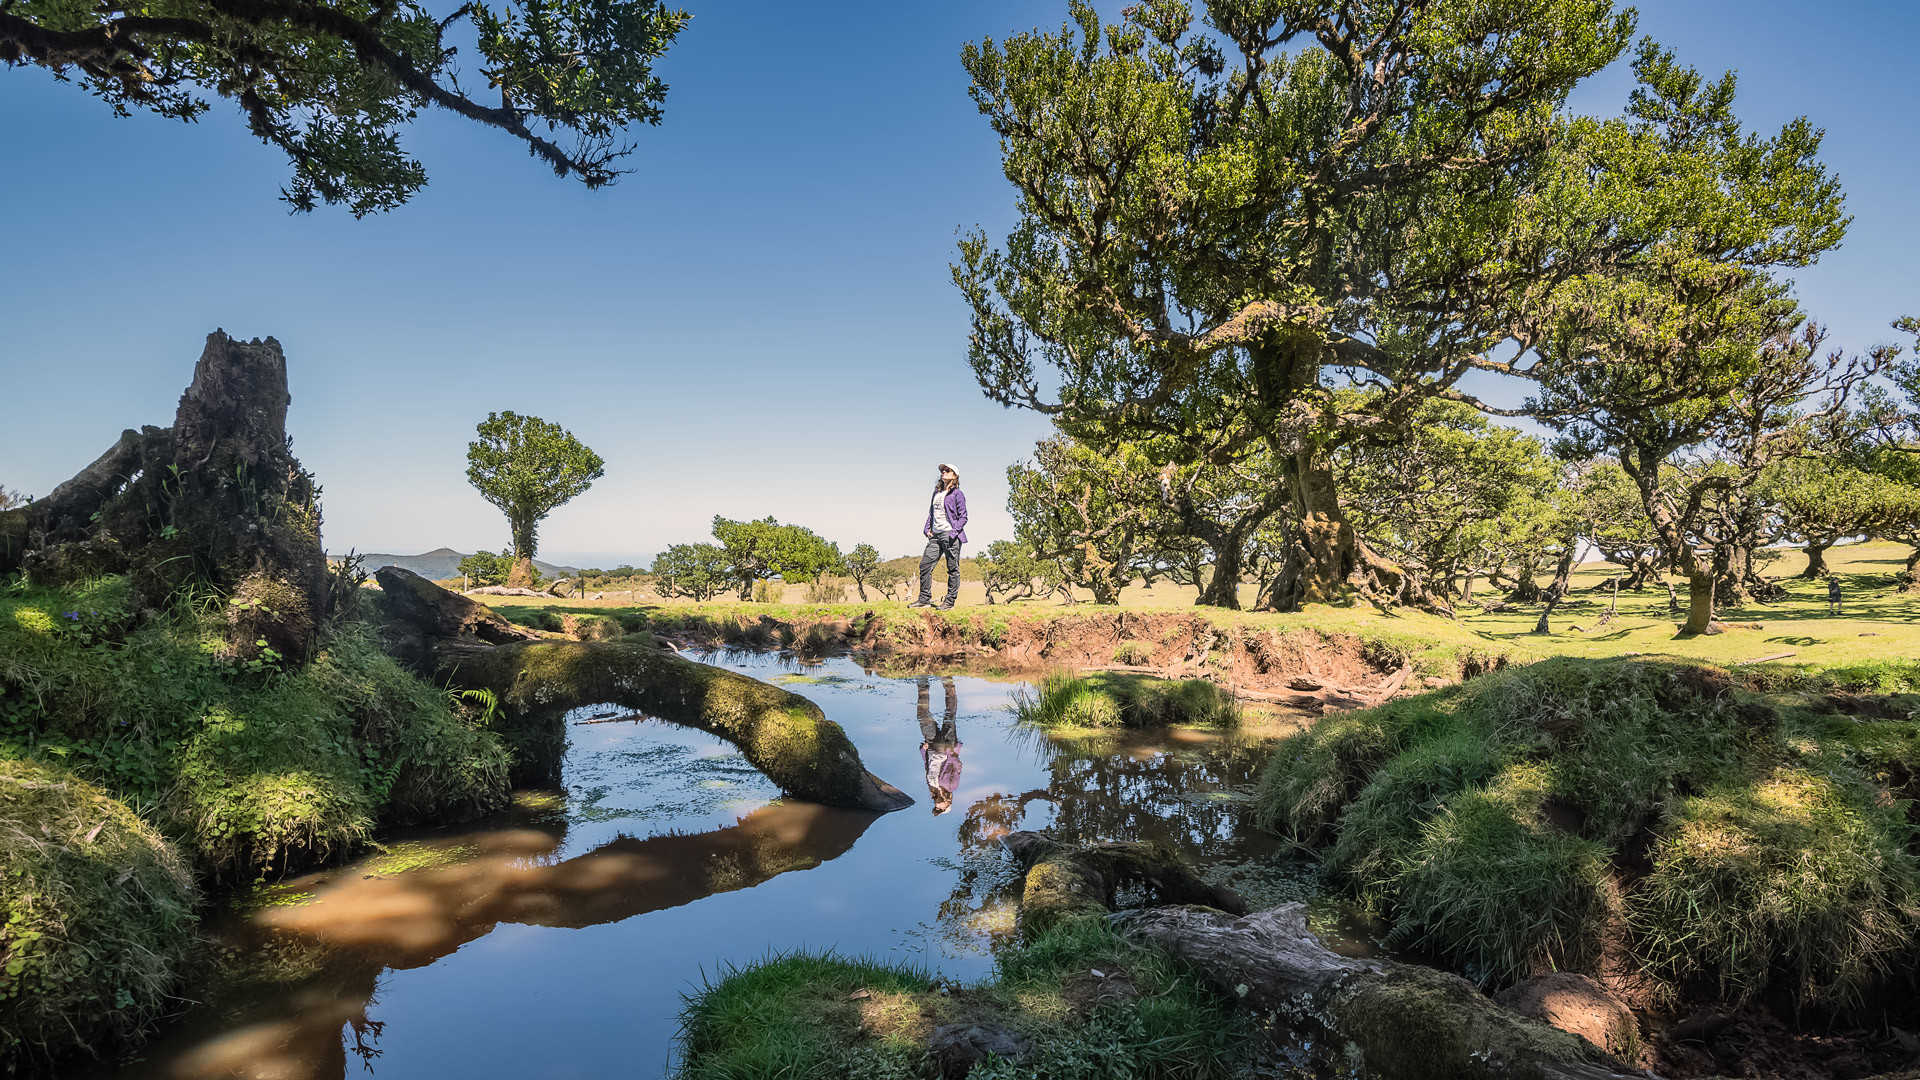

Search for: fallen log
xmin=1118 ymin=904 xmax=1660 ymax=1080
xmin=376 ymin=568 xmax=911 ymax=812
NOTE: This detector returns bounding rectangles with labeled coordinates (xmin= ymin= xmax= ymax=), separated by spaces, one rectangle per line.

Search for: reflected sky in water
xmin=84 ymin=653 xmax=1295 ymax=1080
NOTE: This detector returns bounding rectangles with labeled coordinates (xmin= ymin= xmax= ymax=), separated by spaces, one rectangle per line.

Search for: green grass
xmin=0 ymin=759 xmax=199 ymax=1070
xmin=674 ymin=920 xmax=1246 ymax=1080
xmin=0 ymin=577 xmax=511 ymax=877
xmin=1012 ymin=671 xmax=1241 ymax=730
xmin=1255 ymin=655 xmax=1920 ymax=1005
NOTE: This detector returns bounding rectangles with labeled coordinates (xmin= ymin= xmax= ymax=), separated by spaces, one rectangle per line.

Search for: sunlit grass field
xmin=474 ymin=541 xmax=1920 ymax=672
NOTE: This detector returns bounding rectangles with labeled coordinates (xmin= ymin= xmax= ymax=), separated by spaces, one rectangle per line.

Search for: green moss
xmin=0 ymin=759 xmax=198 ymax=1070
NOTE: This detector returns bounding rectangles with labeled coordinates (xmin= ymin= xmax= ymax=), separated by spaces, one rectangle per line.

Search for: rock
xmin=1288 ymin=676 xmax=1325 ymax=691
xmin=928 ymin=1023 xmax=1031 ymax=1079
xmin=1495 ymin=972 xmax=1638 ymax=1059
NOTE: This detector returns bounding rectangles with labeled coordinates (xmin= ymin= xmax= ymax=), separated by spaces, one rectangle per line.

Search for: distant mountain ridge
xmin=349 ymin=547 xmax=582 ymax=582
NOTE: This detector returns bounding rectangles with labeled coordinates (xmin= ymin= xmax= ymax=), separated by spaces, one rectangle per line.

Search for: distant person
xmin=917 ymin=674 xmax=963 ymax=814
xmin=1828 ymin=576 xmax=1843 ymax=616
xmin=910 ymin=463 xmax=968 ymax=609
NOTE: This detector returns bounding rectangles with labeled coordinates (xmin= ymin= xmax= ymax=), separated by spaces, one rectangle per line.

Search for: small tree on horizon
xmin=651 ymin=543 xmax=729 ymax=601
xmin=844 ymin=543 xmax=881 ymax=602
xmin=710 ymin=516 xmax=843 ymax=601
xmin=0 ymin=486 xmax=28 ymax=511
xmin=466 ymin=411 xmax=604 ymax=585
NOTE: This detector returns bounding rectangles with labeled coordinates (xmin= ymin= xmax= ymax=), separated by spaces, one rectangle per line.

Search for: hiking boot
xmin=907 ymin=599 xmax=933 ymax=609
xmin=937 ymin=600 xmax=956 ymax=610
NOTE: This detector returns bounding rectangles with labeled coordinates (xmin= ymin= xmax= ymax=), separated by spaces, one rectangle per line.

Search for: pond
xmin=83 ymin=651 xmax=1319 ymax=1080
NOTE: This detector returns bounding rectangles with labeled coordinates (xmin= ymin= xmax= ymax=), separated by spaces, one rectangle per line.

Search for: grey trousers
xmin=918 ymin=534 xmax=962 ymax=604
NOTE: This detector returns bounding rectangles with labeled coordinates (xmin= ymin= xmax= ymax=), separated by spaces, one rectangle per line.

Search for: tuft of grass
xmin=1112 ymin=640 xmax=1153 ymax=665
xmin=1014 ymin=671 xmax=1239 ymax=730
xmin=1257 ymin=655 xmax=1920 ymax=1006
xmin=1634 ymin=766 xmax=1920 ymax=1008
xmin=0 ymin=759 xmax=199 ymax=1070
xmin=674 ymin=921 xmax=1246 ymax=1080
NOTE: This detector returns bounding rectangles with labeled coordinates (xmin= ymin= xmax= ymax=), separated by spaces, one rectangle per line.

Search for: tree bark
xmin=1800 ymin=543 xmax=1829 ymax=579
xmin=1118 ymin=904 xmax=1658 ymax=1080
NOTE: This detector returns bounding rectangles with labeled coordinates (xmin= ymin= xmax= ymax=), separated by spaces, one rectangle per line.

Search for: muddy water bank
xmin=76 ymin=652 xmax=1317 ymax=1080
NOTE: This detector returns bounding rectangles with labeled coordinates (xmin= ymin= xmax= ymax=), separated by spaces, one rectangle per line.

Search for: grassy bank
xmin=1013 ymin=670 xmax=1241 ymax=729
xmin=675 ymin=920 xmax=1247 ymax=1080
xmin=0 ymin=573 xmax=514 ymax=1070
xmin=1255 ymin=656 xmax=1920 ymax=1009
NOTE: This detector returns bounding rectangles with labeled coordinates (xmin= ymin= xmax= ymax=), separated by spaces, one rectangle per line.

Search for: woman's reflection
xmin=917 ymin=674 xmax=963 ymax=814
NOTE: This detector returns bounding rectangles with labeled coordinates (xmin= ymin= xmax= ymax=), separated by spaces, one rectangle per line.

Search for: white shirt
xmin=931 ymin=489 xmax=951 ymax=534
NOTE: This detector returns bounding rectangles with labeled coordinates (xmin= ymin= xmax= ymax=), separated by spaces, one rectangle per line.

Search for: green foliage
xmin=1111 ymin=640 xmax=1151 ymax=665
xmin=0 ymin=487 xmax=27 ymax=511
xmin=675 ymin=950 xmax=933 ymax=1080
xmin=1257 ymin=657 xmax=1920 ymax=1002
xmin=843 ymin=544 xmax=881 ymax=601
xmin=0 ymin=578 xmax=510 ymax=877
xmin=710 ymin=516 xmax=844 ymax=600
xmin=458 ymin=549 xmax=515 ymax=587
xmin=467 ymin=411 xmax=605 ymax=562
xmin=0 ymin=759 xmax=198 ymax=1069
xmin=980 ymin=539 xmax=1064 ymax=604
xmin=1007 ymin=437 xmax=1157 ymax=605
xmin=2 ymin=0 xmax=688 ymax=213
xmin=1015 ymin=671 xmax=1238 ymax=730
xmin=651 ymin=542 xmax=730 ymax=601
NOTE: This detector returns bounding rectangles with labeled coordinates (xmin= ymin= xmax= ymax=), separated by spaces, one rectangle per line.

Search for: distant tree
xmin=650 ymin=543 xmax=728 ymax=601
xmin=466 ymin=411 xmax=604 ymax=584
xmin=0 ymin=486 xmax=27 ymax=511
xmin=1 ymin=0 xmax=688 ymax=214
xmin=1007 ymin=437 xmax=1160 ymax=605
xmin=1566 ymin=462 xmax=1667 ymax=592
xmin=843 ymin=543 xmax=881 ymax=602
xmin=869 ymin=563 xmax=912 ymax=602
xmin=979 ymin=540 xmax=1062 ymax=605
xmin=1764 ymin=457 xmax=1919 ymax=578
xmin=457 ymin=549 xmax=514 ymax=588
xmin=710 ymin=516 xmax=843 ymax=601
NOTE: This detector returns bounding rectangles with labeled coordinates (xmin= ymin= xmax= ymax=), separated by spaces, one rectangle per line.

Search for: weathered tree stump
xmin=1117 ymin=904 xmax=1662 ymax=1080
xmin=0 ymin=331 xmax=329 ymax=660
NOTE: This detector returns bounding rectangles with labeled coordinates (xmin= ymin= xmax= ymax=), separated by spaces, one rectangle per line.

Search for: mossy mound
xmin=0 ymin=759 xmax=198 ymax=1071
xmin=1014 ymin=670 xmax=1240 ymax=729
xmin=0 ymin=577 xmax=510 ymax=877
xmin=674 ymin=921 xmax=1246 ymax=1080
xmin=1256 ymin=657 xmax=1920 ymax=1007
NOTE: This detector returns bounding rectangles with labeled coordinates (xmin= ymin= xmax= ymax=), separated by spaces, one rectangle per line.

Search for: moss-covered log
xmin=1119 ymin=903 xmax=1657 ymax=1080
xmin=440 ymin=638 xmax=912 ymax=811
xmin=1004 ymin=831 xmax=1248 ymax=938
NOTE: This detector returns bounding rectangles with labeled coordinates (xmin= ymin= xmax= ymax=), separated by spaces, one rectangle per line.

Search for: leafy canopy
xmin=2 ymin=0 xmax=687 ymax=213
xmin=709 ymin=517 xmax=843 ymax=599
xmin=466 ymin=411 xmax=604 ymax=561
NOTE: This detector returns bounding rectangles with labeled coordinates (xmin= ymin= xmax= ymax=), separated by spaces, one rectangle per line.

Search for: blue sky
xmin=2 ymin=1 xmax=1915 ymax=568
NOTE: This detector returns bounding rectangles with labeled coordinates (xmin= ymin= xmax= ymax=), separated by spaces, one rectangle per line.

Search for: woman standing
xmin=910 ymin=463 xmax=967 ymax=609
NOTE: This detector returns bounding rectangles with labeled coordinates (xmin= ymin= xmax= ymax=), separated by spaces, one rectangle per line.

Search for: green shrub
xmin=0 ymin=760 xmax=198 ymax=1069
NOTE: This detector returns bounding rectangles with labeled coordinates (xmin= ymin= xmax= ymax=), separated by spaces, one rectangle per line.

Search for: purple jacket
xmin=924 ymin=486 xmax=968 ymax=544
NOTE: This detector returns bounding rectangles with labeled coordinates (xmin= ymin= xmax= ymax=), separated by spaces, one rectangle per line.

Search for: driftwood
xmin=1118 ymin=904 xmax=1662 ymax=1080
xmin=375 ymin=568 xmax=911 ymax=812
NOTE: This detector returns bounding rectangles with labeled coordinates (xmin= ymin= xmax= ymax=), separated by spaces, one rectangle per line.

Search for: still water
xmin=89 ymin=652 xmax=1301 ymax=1080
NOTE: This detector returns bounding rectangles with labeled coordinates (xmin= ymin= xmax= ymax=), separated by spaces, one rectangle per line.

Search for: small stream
xmin=83 ymin=652 xmax=1335 ymax=1080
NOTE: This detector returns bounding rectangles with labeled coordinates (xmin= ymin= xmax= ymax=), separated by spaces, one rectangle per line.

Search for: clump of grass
xmin=1634 ymin=767 xmax=1920 ymax=1008
xmin=1112 ymin=640 xmax=1152 ymax=665
xmin=675 ymin=949 xmax=933 ymax=1080
xmin=674 ymin=921 xmax=1247 ymax=1080
xmin=1014 ymin=671 xmax=1239 ymax=730
xmin=1257 ymin=656 xmax=1920 ymax=1006
xmin=0 ymin=759 xmax=198 ymax=1070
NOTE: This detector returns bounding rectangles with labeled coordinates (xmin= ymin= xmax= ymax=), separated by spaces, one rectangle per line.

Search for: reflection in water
xmin=917 ymin=675 xmax=962 ymax=814
xmin=84 ymin=657 xmax=1307 ymax=1080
